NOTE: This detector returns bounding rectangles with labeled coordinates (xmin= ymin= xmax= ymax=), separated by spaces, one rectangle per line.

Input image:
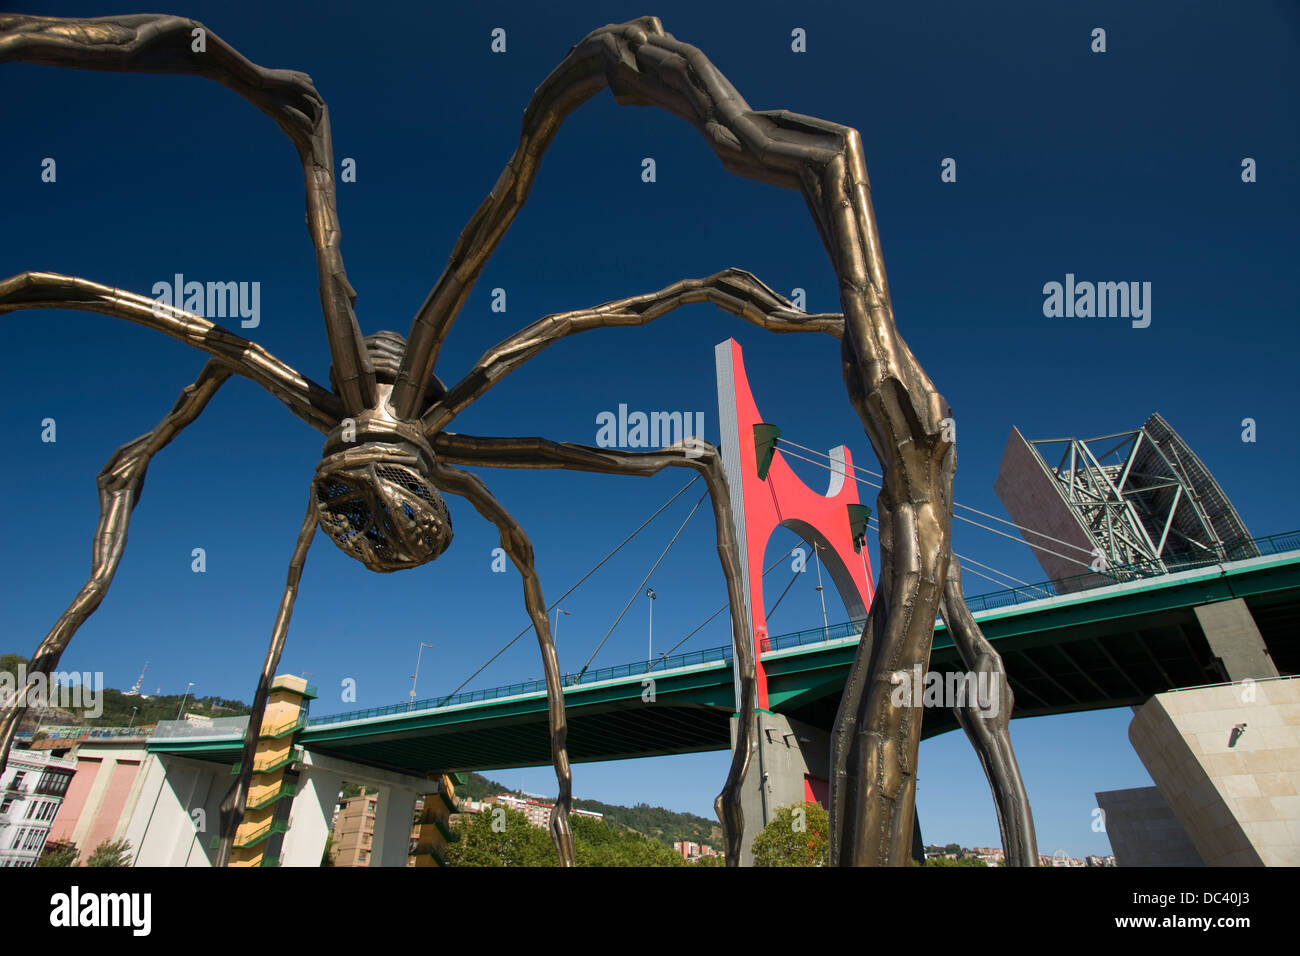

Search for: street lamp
xmin=128 ymin=706 xmax=138 ymax=729
xmin=409 ymin=642 xmax=434 ymax=708
xmin=646 ymin=588 xmax=657 ymax=665
xmin=176 ymin=682 xmax=194 ymax=720
xmin=552 ymin=607 xmax=571 ymax=641
xmin=813 ymin=542 xmax=830 ymax=641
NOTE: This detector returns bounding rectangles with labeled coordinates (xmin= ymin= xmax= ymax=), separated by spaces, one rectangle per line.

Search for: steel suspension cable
xmin=775 ymin=445 xmax=1093 ymax=573
xmin=437 ymin=476 xmax=701 ymax=705
xmin=659 ymin=542 xmax=803 ymax=658
xmin=577 ymin=490 xmax=709 ymax=678
xmin=778 ymin=437 xmax=1096 ymax=558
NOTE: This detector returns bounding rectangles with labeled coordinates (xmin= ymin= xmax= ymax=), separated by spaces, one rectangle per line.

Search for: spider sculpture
xmin=0 ymin=13 xmax=1038 ymax=868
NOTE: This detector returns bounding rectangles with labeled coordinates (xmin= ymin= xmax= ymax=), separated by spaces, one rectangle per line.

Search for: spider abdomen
xmin=314 ymin=444 xmax=453 ymax=572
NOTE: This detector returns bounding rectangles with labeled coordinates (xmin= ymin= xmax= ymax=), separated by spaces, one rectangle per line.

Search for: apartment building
xmin=482 ymin=793 xmax=603 ymax=830
xmin=0 ymin=748 xmax=77 ymax=867
xmin=673 ymin=840 xmax=719 ymax=862
xmin=330 ymin=788 xmax=379 ymax=866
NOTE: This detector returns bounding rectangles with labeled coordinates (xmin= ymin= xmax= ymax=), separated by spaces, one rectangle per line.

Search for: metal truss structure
xmin=1028 ymin=413 xmax=1257 ymax=575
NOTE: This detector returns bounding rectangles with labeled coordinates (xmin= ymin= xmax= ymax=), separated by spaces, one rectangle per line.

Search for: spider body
xmin=317 ymin=331 xmax=455 ymax=571
xmin=314 ymin=408 xmax=453 ymax=573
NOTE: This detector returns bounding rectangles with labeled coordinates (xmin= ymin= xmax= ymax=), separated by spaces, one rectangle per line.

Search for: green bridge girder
xmin=150 ymin=549 xmax=1300 ymax=778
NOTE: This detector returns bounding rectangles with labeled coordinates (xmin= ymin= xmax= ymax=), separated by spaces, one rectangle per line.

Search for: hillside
xmin=1 ymin=653 xmax=248 ymax=728
xmin=455 ymin=770 xmax=722 ymax=848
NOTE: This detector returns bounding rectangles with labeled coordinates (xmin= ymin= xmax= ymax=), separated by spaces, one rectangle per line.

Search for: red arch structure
xmin=714 ymin=339 xmax=875 ymax=712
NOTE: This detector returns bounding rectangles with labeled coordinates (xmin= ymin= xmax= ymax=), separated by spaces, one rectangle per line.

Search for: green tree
xmin=751 ymin=802 xmax=828 ymax=867
xmin=571 ymin=814 xmax=686 ymax=867
xmin=445 ymin=807 xmax=557 ymax=867
xmin=84 ymin=838 xmax=133 ymax=867
xmin=928 ymin=855 xmax=988 ymax=867
xmin=36 ymin=843 xmax=79 ymax=867
xmin=445 ymin=807 xmax=693 ymax=867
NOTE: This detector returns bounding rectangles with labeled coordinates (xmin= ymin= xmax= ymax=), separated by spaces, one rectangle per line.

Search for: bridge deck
xmin=149 ymin=544 xmax=1300 ymax=777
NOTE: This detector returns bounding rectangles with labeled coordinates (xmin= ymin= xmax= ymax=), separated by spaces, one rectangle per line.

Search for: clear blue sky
xmin=3 ymin=0 xmax=1296 ymax=858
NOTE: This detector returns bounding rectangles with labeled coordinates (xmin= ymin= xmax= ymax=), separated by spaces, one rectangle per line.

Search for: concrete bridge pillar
xmin=731 ymin=712 xmax=829 ymax=865
xmin=281 ymin=764 xmax=343 ymax=867
xmin=124 ymin=754 xmax=225 ymax=867
xmin=371 ymin=785 xmax=417 ymax=868
xmin=1193 ymin=598 xmax=1279 ymax=681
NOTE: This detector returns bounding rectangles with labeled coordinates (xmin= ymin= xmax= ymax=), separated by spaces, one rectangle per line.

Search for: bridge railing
xmin=762 ymin=619 xmax=868 ymax=653
xmin=306 ymin=529 xmax=1299 ymax=727
xmin=13 ymin=725 xmax=155 ymax=741
xmin=961 ymin=529 xmax=1300 ymax=614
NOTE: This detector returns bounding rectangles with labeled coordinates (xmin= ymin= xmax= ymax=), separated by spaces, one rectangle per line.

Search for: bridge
xmin=150 ymin=532 xmax=1300 ymax=776
xmin=131 ymin=337 xmax=1300 ymax=865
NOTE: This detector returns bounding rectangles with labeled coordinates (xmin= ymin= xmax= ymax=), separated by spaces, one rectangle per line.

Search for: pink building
xmin=46 ymin=737 xmax=152 ymax=863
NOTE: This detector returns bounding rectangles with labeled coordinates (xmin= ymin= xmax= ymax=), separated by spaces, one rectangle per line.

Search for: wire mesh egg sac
xmin=313 ymin=458 xmax=453 ymax=572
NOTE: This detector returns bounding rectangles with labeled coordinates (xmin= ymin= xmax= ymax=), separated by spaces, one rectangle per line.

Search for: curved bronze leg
xmin=0 ymin=363 xmax=230 ymax=773
xmin=432 ymin=433 xmax=755 ymax=865
xmin=216 ymin=493 xmax=318 ymax=867
xmin=426 ymin=460 xmax=575 ymax=866
xmin=940 ymin=557 xmax=1039 ymax=866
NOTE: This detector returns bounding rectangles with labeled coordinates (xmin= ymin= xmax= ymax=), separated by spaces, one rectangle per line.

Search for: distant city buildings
xmin=672 ymin=840 xmax=720 ymax=862
xmin=969 ymin=846 xmax=1005 ymax=866
xmin=467 ymin=793 xmax=604 ymax=831
xmin=326 ymin=788 xmax=607 ymax=866
xmin=923 ymin=845 xmax=1115 ymax=867
xmin=1039 ymin=853 xmax=1117 ymax=867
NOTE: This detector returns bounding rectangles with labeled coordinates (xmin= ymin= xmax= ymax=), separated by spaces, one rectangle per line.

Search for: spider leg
xmin=0 ymin=361 xmax=230 ymax=774
xmin=431 ymin=433 xmax=755 ymax=867
xmin=0 ymin=272 xmax=343 ymax=433
xmin=424 ymin=460 xmax=577 ymax=867
xmin=0 ymin=13 xmax=376 ymax=413
xmin=422 ymin=269 xmax=841 ymax=434
xmin=939 ymin=557 xmax=1039 ymax=866
xmin=216 ymin=492 xmax=318 ymax=868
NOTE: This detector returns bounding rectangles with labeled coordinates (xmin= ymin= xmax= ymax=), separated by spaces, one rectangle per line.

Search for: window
xmin=36 ymin=771 xmax=72 ymax=797
xmin=10 ymin=771 xmax=26 ymax=791
xmin=10 ymin=827 xmax=26 ymax=850
xmin=0 ymin=796 xmax=14 ymax=815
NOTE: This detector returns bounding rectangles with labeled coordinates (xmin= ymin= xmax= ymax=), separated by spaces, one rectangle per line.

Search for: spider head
xmin=313 ymin=397 xmax=452 ymax=573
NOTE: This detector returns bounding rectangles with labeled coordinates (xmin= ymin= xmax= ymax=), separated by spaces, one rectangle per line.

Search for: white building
xmin=0 ymin=748 xmax=77 ymax=867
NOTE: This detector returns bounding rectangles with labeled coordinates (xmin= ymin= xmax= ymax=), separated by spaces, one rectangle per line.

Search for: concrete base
xmin=730 ymin=712 xmax=829 ymax=866
xmin=1127 ymin=677 xmax=1300 ymax=866
xmin=1095 ymin=786 xmax=1205 ymax=866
